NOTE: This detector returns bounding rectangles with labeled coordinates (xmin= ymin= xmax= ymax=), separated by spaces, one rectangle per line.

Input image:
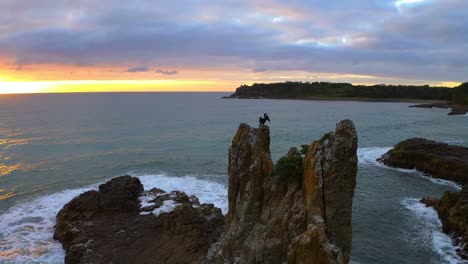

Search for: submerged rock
xmin=206 ymin=120 xmax=358 ymax=263
xmin=422 ymin=185 xmax=468 ymax=260
xmin=378 ymin=138 xmax=468 ymax=185
xmin=54 ymin=175 xmax=224 ymax=264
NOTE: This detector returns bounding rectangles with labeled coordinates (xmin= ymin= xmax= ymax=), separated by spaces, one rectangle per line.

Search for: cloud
xmin=156 ymin=69 xmax=178 ymax=75
xmin=127 ymin=66 xmax=149 ymax=72
xmin=0 ymin=0 xmax=467 ymax=82
xmin=253 ymin=67 xmax=268 ymax=73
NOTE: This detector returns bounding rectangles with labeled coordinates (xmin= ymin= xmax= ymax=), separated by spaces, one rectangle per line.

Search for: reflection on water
xmin=0 ymin=164 xmax=20 ymax=178
xmin=0 ymin=248 xmax=24 ymax=260
xmin=0 ymin=133 xmax=27 ymax=179
xmin=0 ymin=190 xmax=16 ymax=201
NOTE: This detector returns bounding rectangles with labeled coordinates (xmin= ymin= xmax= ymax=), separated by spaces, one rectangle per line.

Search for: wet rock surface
xmin=54 ymin=175 xmax=224 ymax=264
xmin=409 ymin=103 xmax=468 ymax=115
xmin=422 ymin=185 xmax=468 ymax=260
xmin=378 ymin=138 xmax=468 ymax=185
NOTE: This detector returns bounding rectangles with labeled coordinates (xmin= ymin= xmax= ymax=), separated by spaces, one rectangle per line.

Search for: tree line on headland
xmin=452 ymin=83 xmax=468 ymax=105
xmin=228 ymin=81 xmax=468 ymax=104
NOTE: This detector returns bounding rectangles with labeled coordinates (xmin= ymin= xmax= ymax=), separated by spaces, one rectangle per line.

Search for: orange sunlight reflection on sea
xmin=0 ymin=136 xmax=29 ymax=179
xmin=0 ymin=164 xmax=20 ymax=178
xmin=0 ymin=189 xmax=16 ymax=201
xmin=0 ymin=248 xmax=24 ymax=260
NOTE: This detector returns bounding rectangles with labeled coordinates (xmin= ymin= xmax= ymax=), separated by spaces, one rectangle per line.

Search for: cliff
xmin=422 ymin=185 xmax=468 ymax=260
xmin=206 ymin=120 xmax=358 ymax=263
xmin=378 ymin=138 xmax=468 ymax=185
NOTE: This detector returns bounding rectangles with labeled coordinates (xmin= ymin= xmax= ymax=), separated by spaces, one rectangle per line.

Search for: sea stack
xmin=206 ymin=119 xmax=358 ymax=263
xmin=54 ymin=120 xmax=359 ymax=263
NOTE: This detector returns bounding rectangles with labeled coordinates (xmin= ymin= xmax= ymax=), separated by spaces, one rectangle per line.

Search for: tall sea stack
xmin=54 ymin=120 xmax=359 ymax=263
xmin=206 ymin=119 xmax=358 ymax=263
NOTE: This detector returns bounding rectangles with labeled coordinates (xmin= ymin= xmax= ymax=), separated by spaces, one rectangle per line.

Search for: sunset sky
xmin=0 ymin=0 xmax=467 ymax=93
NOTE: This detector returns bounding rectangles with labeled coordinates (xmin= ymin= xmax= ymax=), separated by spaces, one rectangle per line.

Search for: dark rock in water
xmin=378 ymin=138 xmax=468 ymax=185
xmin=448 ymin=107 xmax=468 ymax=115
xmin=409 ymin=103 xmax=468 ymax=115
xmin=205 ymin=120 xmax=358 ymax=263
xmin=422 ymin=185 xmax=468 ymax=260
xmin=54 ymin=175 xmax=224 ymax=264
xmin=382 ymin=138 xmax=468 ymax=260
xmin=409 ymin=103 xmax=451 ymax=109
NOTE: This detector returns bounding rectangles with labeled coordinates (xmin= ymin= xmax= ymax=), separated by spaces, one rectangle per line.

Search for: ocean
xmin=0 ymin=92 xmax=466 ymax=264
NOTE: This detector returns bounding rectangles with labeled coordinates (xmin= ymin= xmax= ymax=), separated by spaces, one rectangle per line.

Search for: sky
xmin=0 ymin=0 xmax=467 ymax=93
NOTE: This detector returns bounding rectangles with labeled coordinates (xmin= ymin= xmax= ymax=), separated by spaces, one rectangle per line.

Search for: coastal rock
xmin=206 ymin=120 xmax=358 ymax=263
xmin=408 ymin=103 xmax=468 ymax=115
xmin=54 ymin=175 xmax=224 ymax=264
xmin=377 ymin=138 xmax=468 ymax=185
xmin=422 ymin=185 xmax=468 ymax=259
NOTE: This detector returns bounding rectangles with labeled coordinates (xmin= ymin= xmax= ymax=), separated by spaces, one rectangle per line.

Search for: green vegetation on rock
xmin=274 ymin=144 xmax=310 ymax=187
xmin=275 ymin=155 xmax=303 ymax=178
xmin=319 ymin=132 xmax=332 ymax=143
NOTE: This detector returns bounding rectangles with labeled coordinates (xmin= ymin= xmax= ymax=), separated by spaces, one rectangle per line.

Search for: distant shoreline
xmin=222 ymin=95 xmax=448 ymax=104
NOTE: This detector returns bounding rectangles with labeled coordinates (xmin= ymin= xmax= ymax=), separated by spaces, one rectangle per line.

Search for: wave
xmin=401 ymin=198 xmax=467 ymax=264
xmin=134 ymin=173 xmax=228 ymax=214
xmin=442 ymin=140 xmax=465 ymax=145
xmin=357 ymin=147 xmax=392 ymax=168
xmin=0 ymin=173 xmax=228 ymax=263
xmin=358 ymin=147 xmax=461 ymax=190
xmin=0 ymin=185 xmax=95 ymax=264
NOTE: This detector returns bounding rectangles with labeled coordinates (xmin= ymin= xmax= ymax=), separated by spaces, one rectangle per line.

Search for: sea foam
xmin=358 ymin=147 xmax=461 ymax=190
xmin=135 ymin=174 xmax=228 ymax=213
xmin=0 ymin=186 xmax=95 ymax=264
xmin=401 ymin=198 xmax=467 ymax=264
xmin=0 ymin=173 xmax=228 ymax=263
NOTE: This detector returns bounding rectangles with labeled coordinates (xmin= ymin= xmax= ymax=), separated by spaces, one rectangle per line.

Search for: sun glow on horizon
xmin=0 ymin=79 xmax=227 ymax=94
xmin=0 ymin=77 xmax=50 ymax=94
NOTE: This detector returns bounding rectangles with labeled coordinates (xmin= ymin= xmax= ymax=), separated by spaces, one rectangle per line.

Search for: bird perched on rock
xmin=259 ymin=113 xmax=271 ymax=126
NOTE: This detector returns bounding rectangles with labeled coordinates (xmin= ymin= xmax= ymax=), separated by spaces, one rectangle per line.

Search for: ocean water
xmin=0 ymin=92 xmax=467 ymax=264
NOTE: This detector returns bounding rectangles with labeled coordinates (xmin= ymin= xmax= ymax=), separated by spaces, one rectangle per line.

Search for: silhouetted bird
xmin=259 ymin=113 xmax=271 ymax=125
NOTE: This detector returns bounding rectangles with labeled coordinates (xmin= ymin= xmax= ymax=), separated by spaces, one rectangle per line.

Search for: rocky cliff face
xmin=206 ymin=120 xmax=358 ymax=263
xmin=55 ymin=120 xmax=358 ymax=264
xmin=377 ymin=138 xmax=468 ymax=185
xmin=54 ymin=176 xmax=224 ymax=264
xmin=422 ymin=185 xmax=468 ymax=260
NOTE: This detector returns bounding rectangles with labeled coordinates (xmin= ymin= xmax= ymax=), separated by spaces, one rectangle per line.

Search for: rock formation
xmin=55 ymin=120 xmax=359 ymax=264
xmin=422 ymin=185 xmax=468 ymax=260
xmin=54 ymin=175 xmax=224 ymax=264
xmin=380 ymin=138 xmax=468 ymax=259
xmin=378 ymin=138 xmax=468 ymax=185
xmin=206 ymin=120 xmax=358 ymax=263
xmin=409 ymin=103 xmax=468 ymax=115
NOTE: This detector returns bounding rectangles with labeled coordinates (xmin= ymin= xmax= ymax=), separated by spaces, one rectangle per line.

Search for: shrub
xmin=300 ymin=144 xmax=309 ymax=156
xmin=274 ymin=155 xmax=303 ymax=187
